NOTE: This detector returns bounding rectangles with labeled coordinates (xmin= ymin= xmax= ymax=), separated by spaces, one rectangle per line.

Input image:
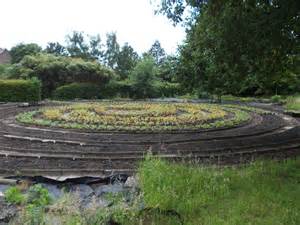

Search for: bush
xmin=129 ymin=56 xmax=159 ymax=99
xmin=53 ymin=82 xmax=101 ymax=100
xmin=14 ymin=53 xmax=115 ymax=98
xmin=0 ymin=78 xmax=41 ymax=102
xmin=271 ymin=95 xmax=283 ymax=103
xmin=156 ymin=82 xmax=181 ymax=97
xmin=4 ymin=186 xmax=26 ymax=205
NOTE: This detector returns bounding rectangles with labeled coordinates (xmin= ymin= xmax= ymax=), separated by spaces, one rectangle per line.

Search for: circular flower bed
xmin=16 ymin=102 xmax=256 ymax=132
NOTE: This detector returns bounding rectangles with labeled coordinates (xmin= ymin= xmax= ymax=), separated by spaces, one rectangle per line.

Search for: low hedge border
xmin=0 ymin=79 xmax=41 ymax=102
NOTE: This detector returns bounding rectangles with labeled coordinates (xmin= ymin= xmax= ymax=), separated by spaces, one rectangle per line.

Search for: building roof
xmin=0 ymin=48 xmax=8 ymax=54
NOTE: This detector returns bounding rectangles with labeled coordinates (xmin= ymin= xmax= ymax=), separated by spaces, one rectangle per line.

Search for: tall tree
xmin=66 ymin=31 xmax=90 ymax=59
xmin=116 ymin=43 xmax=139 ymax=79
xmin=88 ymin=34 xmax=104 ymax=61
xmin=10 ymin=43 xmax=42 ymax=63
xmin=148 ymin=40 xmax=166 ymax=65
xmin=104 ymin=32 xmax=120 ymax=69
xmin=129 ymin=56 xmax=158 ymax=98
xmin=156 ymin=0 xmax=300 ymax=95
xmin=45 ymin=42 xmax=67 ymax=56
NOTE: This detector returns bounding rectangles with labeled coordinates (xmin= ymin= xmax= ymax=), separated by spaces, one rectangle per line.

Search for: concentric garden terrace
xmin=0 ymin=101 xmax=299 ymax=177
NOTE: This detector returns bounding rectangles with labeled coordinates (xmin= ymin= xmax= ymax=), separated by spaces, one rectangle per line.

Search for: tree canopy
xmin=156 ymin=0 xmax=300 ymax=95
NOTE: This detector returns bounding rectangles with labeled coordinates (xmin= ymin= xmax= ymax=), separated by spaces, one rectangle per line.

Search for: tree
xmin=66 ymin=31 xmax=90 ymax=59
xmin=10 ymin=43 xmax=42 ymax=63
xmin=156 ymin=0 xmax=300 ymax=95
xmin=157 ymin=55 xmax=179 ymax=82
xmin=116 ymin=43 xmax=139 ymax=79
xmin=148 ymin=40 xmax=166 ymax=65
xmin=45 ymin=42 xmax=67 ymax=56
xmin=129 ymin=56 xmax=158 ymax=98
xmin=14 ymin=53 xmax=115 ymax=98
xmin=89 ymin=34 xmax=104 ymax=61
xmin=104 ymin=32 xmax=120 ymax=69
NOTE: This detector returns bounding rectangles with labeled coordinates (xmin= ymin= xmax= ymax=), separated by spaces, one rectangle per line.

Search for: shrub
xmin=13 ymin=53 xmax=115 ymax=98
xmin=156 ymin=82 xmax=181 ymax=97
xmin=4 ymin=186 xmax=26 ymax=205
xmin=271 ymin=95 xmax=283 ymax=103
xmin=129 ymin=56 xmax=159 ymax=99
xmin=0 ymin=78 xmax=41 ymax=102
xmin=53 ymin=82 xmax=101 ymax=100
xmin=27 ymin=184 xmax=51 ymax=207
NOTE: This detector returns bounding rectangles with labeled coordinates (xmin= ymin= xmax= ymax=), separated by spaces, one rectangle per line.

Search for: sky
xmin=0 ymin=0 xmax=186 ymax=54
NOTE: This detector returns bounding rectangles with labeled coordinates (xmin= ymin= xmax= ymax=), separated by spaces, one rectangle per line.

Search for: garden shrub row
xmin=52 ymin=82 xmax=102 ymax=100
xmin=0 ymin=79 xmax=41 ymax=102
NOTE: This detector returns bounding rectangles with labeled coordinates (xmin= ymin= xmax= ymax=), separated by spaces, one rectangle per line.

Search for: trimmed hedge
xmin=52 ymin=83 xmax=101 ymax=100
xmin=0 ymin=79 xmax=41 ymax=102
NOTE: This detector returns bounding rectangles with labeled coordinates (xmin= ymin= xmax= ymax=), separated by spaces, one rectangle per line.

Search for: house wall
xmin=0 ymin=50 xmax=12 ymax=64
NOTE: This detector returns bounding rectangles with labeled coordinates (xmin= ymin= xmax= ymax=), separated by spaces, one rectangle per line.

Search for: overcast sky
xmin=0 ymin=0 xmax=186 ymax=54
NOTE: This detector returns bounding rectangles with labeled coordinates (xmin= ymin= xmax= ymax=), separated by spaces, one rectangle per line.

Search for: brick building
xmin=0 ymin=48 xmax=11 ymax=64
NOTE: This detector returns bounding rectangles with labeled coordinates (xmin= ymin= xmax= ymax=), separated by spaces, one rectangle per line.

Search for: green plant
xmin=14 ymin=53 xmax=115 ymax=98
xmin=27 ymin=184 xmax=51 ymax=207
xmin=16 ymin=102 xmax=255 ymax=132
xmin=271 ymin=95 xmax=282 ymax=103
xmin=0 ymin=78 xmax=41 ymax=102
xmin=285 ymin=95 xmax=300 ymax=111
xmin=138 ymin=157 xmax=300 ymax=225
xmin=52 ymin=82 xmax=101 ymax=100
xmin=4 ymin=186 xmax=26 ymax=204
xmin=129 ymin=56 xmax=159 ymax=99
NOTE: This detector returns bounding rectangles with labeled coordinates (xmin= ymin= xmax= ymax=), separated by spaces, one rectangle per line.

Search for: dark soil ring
xmin=0 ymin=101 xmax=299 ymax=177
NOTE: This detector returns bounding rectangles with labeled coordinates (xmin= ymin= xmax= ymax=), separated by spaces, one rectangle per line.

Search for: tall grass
xmin=285 ymin=95 xmax=300 ymax=111
xmin=8 ymin=158 xmax=300 ymax=225
xmin=138 ymin=157 xmax=300 ymax=225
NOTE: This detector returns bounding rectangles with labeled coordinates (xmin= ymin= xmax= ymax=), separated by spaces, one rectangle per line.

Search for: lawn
xmin=6 ymin=158 xmax=300 ymax=225
xmin=285 ymin=96 xmax=300 ymax=112
xmin=139 ymin=157 xmax=300 ymax=225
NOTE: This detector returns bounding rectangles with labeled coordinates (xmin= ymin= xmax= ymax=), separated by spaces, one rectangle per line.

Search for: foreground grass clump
xmin=285 ymin=95 xmax=300 ymax=111
xmin=139 ymin=157 xmax=300 ymax=225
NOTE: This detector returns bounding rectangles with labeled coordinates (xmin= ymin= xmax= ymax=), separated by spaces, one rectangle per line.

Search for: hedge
xmin=52 ymin=83 xmax=101 ymax=100
xmin=0 ymin=79 xmax=41 ymax=102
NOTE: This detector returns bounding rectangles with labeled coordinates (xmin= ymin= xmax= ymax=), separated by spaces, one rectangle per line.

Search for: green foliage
xmin=10 ymin=43 xmax=42 ymax=63
xmin=104 ymin=32 xmax=120 ymax=69
xmin=13 ymin=53 xmax=114 ymax=98
xmin=129 ymin=56 xmax=159 ymax=98
xmin=45 ymin=42 xmax=67 ymax=56
xmin=27 ymin=184 xmax=51 ymax=207
xmin=285 ymin=95 xmax=300 ymax=111
xmin=271 ymin=95 xmax=283 ymax=103
xmin=4 ymin=186 xmax=26 ymax=205
xmin=0 ymin=64 xmax=12 ymax=79
xmin=139 ymin=157 xmax=300 ymax=225
xmin=148 ymin=40 xmax=166 ymax=65
xmin=53 ymin=82 xmax=101 ymax=100
xmin=156 ymin=81 xmax=181 ymax=97
xmin=167 ymin=0 xmax=300 ymax=96
xmin=116 ymin=43 xmax=139 ymax=79
xmin=0 ymin=78 xmax=41 ymax=102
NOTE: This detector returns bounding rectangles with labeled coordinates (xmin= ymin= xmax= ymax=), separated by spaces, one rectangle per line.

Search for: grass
xmin=285 ymin=95 xmax=300 ymax=112
xmin=6 ymin=158 xmax=300 ymax=225
xmin=138 ymin=157 xmax=300 ymax=225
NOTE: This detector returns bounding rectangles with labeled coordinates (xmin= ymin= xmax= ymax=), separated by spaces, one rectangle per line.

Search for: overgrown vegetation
xmin=139 ymin=157 xmax=300 ymax=225
xmin=52 ymin=82 xmax=102 ymax=100
xmin=159 ymin=0 xmax=299 ymax=96
xmin=5 ymin=158 xmax=300 ymax=225
xmin=285 ymin=95 xmax=300 ymax=112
